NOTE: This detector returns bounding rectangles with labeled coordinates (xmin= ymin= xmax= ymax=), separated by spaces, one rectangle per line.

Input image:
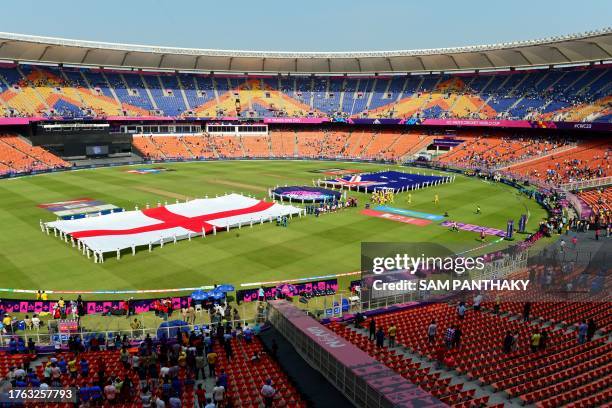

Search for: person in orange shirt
xmin=207 ymin=351 xmax=218 ymax=377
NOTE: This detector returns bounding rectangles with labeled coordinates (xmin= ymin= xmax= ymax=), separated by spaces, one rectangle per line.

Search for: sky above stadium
xmin=4 ymin=0 xmax=611 ymax=51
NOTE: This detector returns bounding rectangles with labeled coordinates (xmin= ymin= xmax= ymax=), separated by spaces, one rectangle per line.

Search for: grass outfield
xmin=0 ymin=160 xmax=549 ymax=298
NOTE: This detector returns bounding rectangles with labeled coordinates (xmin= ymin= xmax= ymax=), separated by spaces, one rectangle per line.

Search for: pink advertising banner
xmin=105 ymin=116 xmax=178 ymax=121
xmin=0 ymin=117 xmax=41 ymax=125
xmin=418 ymin=118 xmax=538 ymax=128
xmin=263 ymin=117 xmax=329 ymax=124
xmin=269 ymin=300 xmax=444 ymax=407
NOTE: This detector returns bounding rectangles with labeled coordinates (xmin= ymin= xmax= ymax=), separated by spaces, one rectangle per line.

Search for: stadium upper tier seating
xmin=0 ymin=63 xmax=610 ymax=122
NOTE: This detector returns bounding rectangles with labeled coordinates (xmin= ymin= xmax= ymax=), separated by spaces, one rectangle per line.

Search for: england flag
xmin=45 ymin=194 xmax=302 ymax=255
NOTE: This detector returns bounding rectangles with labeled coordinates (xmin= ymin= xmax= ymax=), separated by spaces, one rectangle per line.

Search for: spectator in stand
xmin=121 ymin=375 xmax=133 ymax=402
xmin=243 ymin=324 xmax=253 ymax=343
xmin=512 ymin=331 xmax=520 ymax=352
xmin=522 ymin=302 xmax=532 ymax=322
xmin=587 ymin=319 xmax=598 ymax=341
xmin=223 ymin=337 xmax=233 ymax=361
xmin=68 ymin=356 xmax=78 ymax=378
xmin=195 ymin=384 xmax=206 ymax=408
xmin=388 ymin=323 xmax=397 ymax=347
xmin=2 ymin=314 xmax=12 ymax=334
xmin=27 ymin=338 xmax=36 ymax=355
xmin=539 ymin=329 xmax=548 ymax=351
xmin=427 ymin=320 xmax=438 ymax=344
xmin=369 ymin=318 xmax=376 ymax=341
xmin=153 ymin=395 xmax=167 ymax=408
xmin=57 ymin=356 xmax=67 ymax=374
xmin=119 ymin=346 xmax=130 ymax=369
xmin=169 ymin=393 xmax=182 ymax=408
xmin=104 ymin=379 xmax=117 ymax=404
xmin=444 ymin=326 xmax=455 ymax=349
xmin=530 ymin=330 xmax=541 ymax=352
xmin=452 ymin=325 xmax=462 ymax=349
xmin=251 ymin=351 xmax=261 ymax=364
xmin=195 ymin=352 xmax=206 ymax=380
xmin=80 ymin=357 xmax=89 ymax=377
xmin=503 ymin=331 xmax=514 ymax=353
xmin=207 ymin=350 xmax=218 ymax=377
xmin=261 ymin=379 xmax=276 ymax=408
xmin=31 ymin=314 xmax=41 ymax=330
xmin=140 ymin=385 xmax=153 ymax=408
xmin=457 ymin=302 xmax=466 ymax=320
xmin=204 ymin=398 xmax=215 ymax=408
xmin=375 ymin=327 xmax=385 ymax=348
xmin=473 ymin=293 xmax=483 ymax=311
xmin=212 ymin=380 xmax=225 ymax=407
xmin=218 ymin=370 xmax=228 ymax=389
xmin=578 ymin=320 xmax=588 ymax=344
xmin=42 ymin=361 xmax=52 ymax=383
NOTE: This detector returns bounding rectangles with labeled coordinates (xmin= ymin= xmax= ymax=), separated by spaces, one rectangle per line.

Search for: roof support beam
xmin=587 ymin=41 xmax=612 ymax=58
xmin=386 ymin=57 xmax=394 ymax=72
xmin=80 ymin=49 xmax=92 ymax=64
xmin=446 ymin=54 xmax=460 ymax=69
xmin=515 ymin=50 xmax=533 ymax=65
xmin=480 ymin=52 xmax=495 ymax=68
xmin=262 ymin=58 xmax=266 ymax=72
xmin=120 ymin=52 xmax=130 ymax=66
xmin=552 ymin=46 xmax=572 ymax=62
xmin=355 ymin=58 xmax=362 ymax=72
xmin=158 ymin=54 xmax=166 ymax=68
xmin=38 ymin=46 xmax=51 ymax=61
xmin=228 ymin=57 xmax=233 ymax=71
xmin=294 ymin=58 xmax=298 ymax=72
xmin=327 ymin=58 xmax=331 ymax=73
xmin=194 ymin=55 xmax=201 ymax=70
xmin=416 ymin=56 xmax=426 ymax=70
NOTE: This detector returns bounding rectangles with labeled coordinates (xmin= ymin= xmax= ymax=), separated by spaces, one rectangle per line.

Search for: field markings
xmin=134 ymin=186 xmax=191 ymax=200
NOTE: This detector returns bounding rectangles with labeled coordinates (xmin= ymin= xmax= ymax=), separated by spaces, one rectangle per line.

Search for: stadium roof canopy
xmin=0 ymin=29 xmax=611 ymax=74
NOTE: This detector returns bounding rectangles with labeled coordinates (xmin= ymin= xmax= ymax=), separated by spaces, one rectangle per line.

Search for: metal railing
xmin=561 ymin=176 xmax=612 ymax=192
xmin=0 ymin=318 xmax=258 ymax=348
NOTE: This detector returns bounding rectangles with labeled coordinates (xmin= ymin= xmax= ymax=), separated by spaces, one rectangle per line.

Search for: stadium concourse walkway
xmin=259 ymin=327 xmax=355 ymax=408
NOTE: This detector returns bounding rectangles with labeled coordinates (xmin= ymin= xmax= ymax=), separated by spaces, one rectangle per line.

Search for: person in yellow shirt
xmin=388 ymin=323 xmax=397 ymax=348
xmin=207 ymin=351 xmax=218 ymax=377
xmin=434 ymin=194 xmax=439 ymax=205
xmin=68 ymin=357 xmax=78 ymax=378
xmin=41 ymin=291 xmax=48 ymax=301
xmin=2 ymin=315 xmax=12 ymax=333
xmin=530 ymin=330 xmax=541 ymax=353
xmin=178 ymin=350 xmax=187 ymax=367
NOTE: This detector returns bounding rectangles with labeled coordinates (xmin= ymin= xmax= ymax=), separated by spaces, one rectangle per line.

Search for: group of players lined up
xmin=305 ymin=197 xmax=359 ymax=217
xmin=370 ymin=189 xmax=395 ymax=204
